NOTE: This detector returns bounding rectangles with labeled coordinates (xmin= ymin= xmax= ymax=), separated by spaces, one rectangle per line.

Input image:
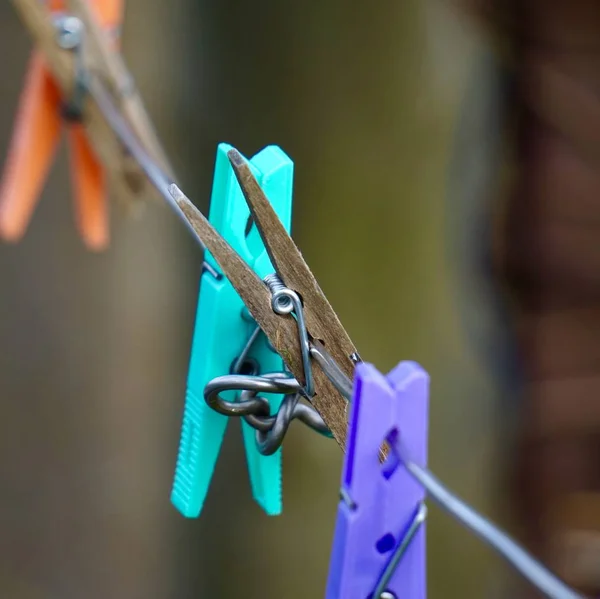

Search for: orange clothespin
xmin=0 ymin=0 xmax=124 ymax=251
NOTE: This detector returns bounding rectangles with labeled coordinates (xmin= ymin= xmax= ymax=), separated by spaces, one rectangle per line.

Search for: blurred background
xmin=0 ymin=1 xmax=518 ymax=597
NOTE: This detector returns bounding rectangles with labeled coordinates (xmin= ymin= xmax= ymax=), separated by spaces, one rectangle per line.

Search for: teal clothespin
xmin=171 ymin=142 xmax=294 ymax=518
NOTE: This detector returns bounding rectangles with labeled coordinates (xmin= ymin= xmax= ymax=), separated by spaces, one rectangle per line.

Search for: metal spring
xmin=204 ymin=371 xmax=331 ymax=456
xmin=263 ymin=273 xmax=314 ymax=398
xmin=202 ymin=274 xmax=330 ymax=455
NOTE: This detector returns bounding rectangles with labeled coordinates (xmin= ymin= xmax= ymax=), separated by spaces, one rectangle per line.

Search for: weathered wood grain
xmin=227 ymin=149 xmax=358 ymax=447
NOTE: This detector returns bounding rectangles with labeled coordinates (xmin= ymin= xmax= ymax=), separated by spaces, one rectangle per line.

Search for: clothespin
xmin=0 ymin=0 xmax=124 ymax=250
xmin=325 ymin=361 xmax=429 ymax=599
xmin=6 ymin=0 xmax=175 ymax=247
xmin=170 ymin=149 xmax=361 ymax=450
xmin=171 ymin=143 xmax=294 ymax=518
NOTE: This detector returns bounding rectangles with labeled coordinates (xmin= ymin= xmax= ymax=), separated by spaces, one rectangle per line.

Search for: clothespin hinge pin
xmin=263 ymin=273 xmax=314 ymax=398
xmin=55 ymin=15 xmax=84 ymax=50
xmin=53 ymin=14 xmax=88 ymax=122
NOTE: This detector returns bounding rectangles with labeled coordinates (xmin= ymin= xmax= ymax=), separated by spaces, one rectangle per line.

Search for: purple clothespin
xmin=325 ymin=361 xmax=429 ymax=599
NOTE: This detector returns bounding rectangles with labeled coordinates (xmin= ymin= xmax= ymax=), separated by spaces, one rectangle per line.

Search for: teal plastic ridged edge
xmin=171 ymin=143 xmax=294 ymax=517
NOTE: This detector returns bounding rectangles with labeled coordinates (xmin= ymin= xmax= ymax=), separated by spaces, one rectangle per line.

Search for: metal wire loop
xmin=204 ymin=370 xmax=331 ymax=456
xmin=242 ymin=387 xmax=332 ymax=456
xmin=204 ymin=373 xmax=301 ymax=418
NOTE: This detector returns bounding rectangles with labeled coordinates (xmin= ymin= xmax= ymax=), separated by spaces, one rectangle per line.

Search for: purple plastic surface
xmin=325 ymin=361 xmax=429 ymax=599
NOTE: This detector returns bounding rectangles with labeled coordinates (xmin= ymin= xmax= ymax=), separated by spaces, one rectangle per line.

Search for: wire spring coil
xmin=203 ymin=274 xmax=331 ymax=455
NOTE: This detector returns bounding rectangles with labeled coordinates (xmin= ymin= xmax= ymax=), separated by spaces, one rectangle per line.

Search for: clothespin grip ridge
xmin=171 ymin=143 xmax=293 ymax=518
xmin=326 ymin=361 xmax=429 ymax=599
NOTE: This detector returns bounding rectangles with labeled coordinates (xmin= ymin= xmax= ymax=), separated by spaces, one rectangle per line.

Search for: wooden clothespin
xmin=7 ymin=0 xmax=174 ymax=248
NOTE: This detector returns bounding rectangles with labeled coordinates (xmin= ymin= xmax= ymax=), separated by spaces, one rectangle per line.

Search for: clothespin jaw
xmin=326 ymin=361 xmax=429 ymax=599
xmin=171 ymin=143 xmax=294 ymax=518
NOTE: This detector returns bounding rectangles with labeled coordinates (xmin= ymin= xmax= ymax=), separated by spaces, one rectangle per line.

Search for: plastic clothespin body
xmin=171 ymin=143 xmax=294 ymax=518
xmin=326 ymin=361 xmax=429 ymax=599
